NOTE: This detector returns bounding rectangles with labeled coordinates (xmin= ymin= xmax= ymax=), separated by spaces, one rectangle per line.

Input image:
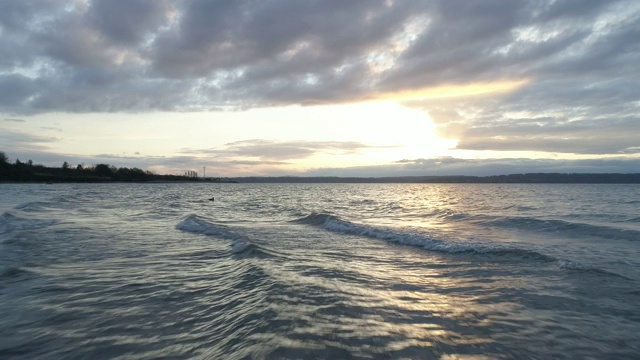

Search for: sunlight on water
xmin=1 ymin=183 xmax=639 ymax=359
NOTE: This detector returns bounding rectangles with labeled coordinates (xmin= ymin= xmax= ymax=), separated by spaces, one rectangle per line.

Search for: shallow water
xmin=1 ymin=183 xmax=639 ymax=359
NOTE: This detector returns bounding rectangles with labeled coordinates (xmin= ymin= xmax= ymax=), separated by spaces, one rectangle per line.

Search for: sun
xmin=355 ymin=101 xmax=457 ymax=161
xmin=302 ymin=101 xmax=457 ymax=166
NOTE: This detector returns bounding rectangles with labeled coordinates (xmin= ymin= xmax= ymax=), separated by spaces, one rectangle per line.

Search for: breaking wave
xmin=292 ymin=213 xmax=630 ymax=279
xmin=290 ymin=212 xmax=342 ymax=226
xmin=293 ymin=213 xmax=554 ymax=260
xmin=176 ymin=214 xmax=252 ymax=253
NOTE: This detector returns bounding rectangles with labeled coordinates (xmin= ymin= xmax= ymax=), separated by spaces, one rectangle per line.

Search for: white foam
xmin=323 ymin=216 xmax=554 ymax=260
xmin=325 ymin=217 xmax=477 ymax=252
xmin=320 ymin=215 xmax=629 ymax=277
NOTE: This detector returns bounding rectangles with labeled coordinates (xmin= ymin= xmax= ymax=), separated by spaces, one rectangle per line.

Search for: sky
xmin=1 ymin=0 xmax=640 ymax=177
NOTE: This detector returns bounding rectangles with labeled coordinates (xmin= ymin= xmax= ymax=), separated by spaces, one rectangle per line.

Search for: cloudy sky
xmin=1 ymin=0 xmax=640 ymax=176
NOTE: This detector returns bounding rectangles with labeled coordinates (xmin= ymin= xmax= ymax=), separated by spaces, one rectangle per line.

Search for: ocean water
xmin=1 ymin=183 xmax=639 ymax=359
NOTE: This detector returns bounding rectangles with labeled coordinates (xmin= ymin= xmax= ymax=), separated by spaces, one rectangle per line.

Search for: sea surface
xmin=1 ymin=183 xmax=639 ymax=359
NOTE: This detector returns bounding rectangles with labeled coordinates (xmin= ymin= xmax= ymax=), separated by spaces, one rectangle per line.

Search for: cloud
xmin=179 ymin=139 xmax=388 ymax=161
xmin=88 ymin=0 xmax=172 ymax=46
xmin=40 ymin=126 xmax=63 ymax=132
xmin=302 ymin=156 xmax=640 ymax=177
xmin=0 ymin=128 xmax=59 ymax=153
xmin=4 ymin=118 xmax=25 ymax=122
xmin=0 ymin=0 xmax=639 ymax=157
xmin=3 ymin=146 xmax=639 ymax=178
xmin=84 ymin=152 xmax=292 ymax=176
xmin=67 ymin=139 xmax=393 ymax=176
xmin=0 ymin=1 xmax=636 ymax=110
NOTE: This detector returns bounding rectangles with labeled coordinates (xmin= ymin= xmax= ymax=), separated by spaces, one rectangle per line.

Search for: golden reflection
xmin=260 ymin=252 xmax=504 ymax=354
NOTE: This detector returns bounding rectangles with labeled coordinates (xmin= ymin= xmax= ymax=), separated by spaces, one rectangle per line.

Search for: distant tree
xmin=130 ymin=167 xmax=147 ymax=181
xmin=114 ymin=167 xmax=148 ymax=181
xmin=77 ymin=164 xmax=83 ymax=170
xmin=0 ymin=151 xmax=8 ymax=166
xmin=27 ymin=159 xmax=33 ymax=166
xmin=62 ymin=161 xmax=70 ymax=170
xmin=94 ymin=164 xmax=113 ymax=177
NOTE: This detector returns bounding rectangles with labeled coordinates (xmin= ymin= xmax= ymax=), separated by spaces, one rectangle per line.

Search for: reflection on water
xmin=0 ymin=183 xmax=639 ymax=359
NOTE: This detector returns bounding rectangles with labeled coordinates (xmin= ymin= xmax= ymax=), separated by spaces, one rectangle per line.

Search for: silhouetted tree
xmin=94 ymin=164 xmax=113 ymax=177
xmin=0 ymin=151 xmax=8 ymax=167
xmin=0 ymin=151 xmax=229 ymax=182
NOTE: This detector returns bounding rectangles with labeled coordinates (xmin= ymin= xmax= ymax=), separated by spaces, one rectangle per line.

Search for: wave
xmin=432 ymin=208 xmax=470 ymax=220
xmin=176 ymin=214 xmax=252 ymax=253
xmin=0 ymin=266 xmax=33 ymax=280
xmin=0 ymin=212 xmax=58 ymax=240
xmin=484 ymin=216 xmax=640 ymax=241
xmin=292 ymin=213 xmax=631 ymax=279
xmin=502 ymin=205 xmax=537 ymax=211
xmin=292 ymin=213 xmax=555 ymax=261
xmin=14 ymin=201 xmax=58 ymax=213
xmin=557 ymin=260 xmax=632 ymax=280
xmin=290 ymin=212 xmax=341 ymax=226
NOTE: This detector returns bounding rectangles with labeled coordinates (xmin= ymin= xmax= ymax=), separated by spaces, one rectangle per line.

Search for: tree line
xmin=3 ymin=150 xmax=638 ymax=184
xmin=0 ymin=151 xmax=201 ymax=183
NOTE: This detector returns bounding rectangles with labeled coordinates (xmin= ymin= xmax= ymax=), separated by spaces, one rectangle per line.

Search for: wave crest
xmin=1 ymin=212 xmax=58 ymax=240
xmin=0 ymin=266 xmax=33 ymax=280
xmin=293 ymin=213 xmax=629 ymax=278
xmin=294 ymin=212 xmax=554 ymax=260
xmin=486 ymin=216 xmax=640 ymax=241
xmin=290 ymin=212 xmax=341 ymax=226
xmin=557 ymin=260 xmax=632 ymax=280
xmin=176 ymin=215 xmax=252 ymax=253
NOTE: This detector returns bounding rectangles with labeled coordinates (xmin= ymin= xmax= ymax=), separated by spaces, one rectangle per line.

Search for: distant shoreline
xmin=0 ymin=179 xmax=238 ymax=184
xmin=3 ymin=173 xmax=640 ymax=184
xmin=2 ymin=153 xmax=639 ymax=184
xmin=229 ymin=173 xmax=640 ymax=184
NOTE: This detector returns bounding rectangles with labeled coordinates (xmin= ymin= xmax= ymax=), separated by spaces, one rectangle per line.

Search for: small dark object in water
xmin=208 ymin=197 xmax=215 ymax=201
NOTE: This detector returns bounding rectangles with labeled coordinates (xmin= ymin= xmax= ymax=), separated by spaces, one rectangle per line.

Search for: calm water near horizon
xmin=1 ymin=183 xmax=639 ymax=359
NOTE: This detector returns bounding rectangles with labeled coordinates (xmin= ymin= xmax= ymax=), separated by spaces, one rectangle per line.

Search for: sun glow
xmin=296 ymin=101 xmax=456 ymax=167
xmin=374 ymin=79 xmax=530 ymax=101
xmin=7 ymin=100 xmax=457 ymax=175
